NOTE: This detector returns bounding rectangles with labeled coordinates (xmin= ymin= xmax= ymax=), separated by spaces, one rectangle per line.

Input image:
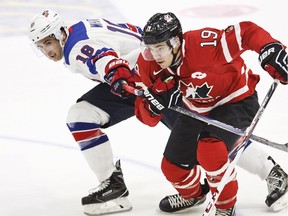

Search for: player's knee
xmin=197 ymin=137 xmax=228 ymax=171
xmin=66 ymin=101 xmax=110 ymax=125
xmin=161 ymin=157 xmax=195 ymax=182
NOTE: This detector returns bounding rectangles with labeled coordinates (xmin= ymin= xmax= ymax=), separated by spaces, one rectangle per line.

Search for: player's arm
xmin=239 ymin=21 xmax=287 ymax=83
xmin=134 ymin=75 xmax=182 ymax=126
xmin=77 ymin=42 xmax=135 ymax=97
xmin=130 ymin=63 xmax=162 ymax=126
xmin=219 ymin=21 xmax=287 ymax=83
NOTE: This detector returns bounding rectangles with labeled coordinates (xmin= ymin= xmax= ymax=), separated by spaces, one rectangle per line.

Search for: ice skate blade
xmin=271 ymin=190 xmax=288 ymax=212
xmin=83 ymin=197 xmax=132 ymax=215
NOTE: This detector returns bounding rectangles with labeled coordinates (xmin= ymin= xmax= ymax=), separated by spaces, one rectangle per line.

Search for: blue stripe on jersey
xmin=79 ymin=134 xmax=109 ymax=151
xmin=64 ymin=21 xmax=89 ymax=65
xmin=118 ymin=23 xmax=143 ymax=34
xmin=103 ymin=19 xmax=142 ymax=41
xmin=87 ymin=48 xmax=118 ymax=74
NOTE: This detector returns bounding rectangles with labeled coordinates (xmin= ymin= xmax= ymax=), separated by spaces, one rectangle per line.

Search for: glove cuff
xmin=105 ymin=58 xmax=130 ymax=75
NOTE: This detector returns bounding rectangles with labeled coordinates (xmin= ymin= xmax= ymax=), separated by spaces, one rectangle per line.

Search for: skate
xmin=82 ymin=160 xmax=132 ymax=215
xmin=159 ymin=179 xmax=209 ymax=212
xmin=215 ymin=206 xmax=236 ymax=216
xmin=265 ymin=156 xmax=288 ymax=211
xmin=159 ymin=194 xmax=206 ymax=212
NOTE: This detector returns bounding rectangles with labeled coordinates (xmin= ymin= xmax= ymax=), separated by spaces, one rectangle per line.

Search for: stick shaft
xmin=202 ymin=80 xmax=279 ymax=215
xmin=123 ymin=84 xmax=288 ymax=152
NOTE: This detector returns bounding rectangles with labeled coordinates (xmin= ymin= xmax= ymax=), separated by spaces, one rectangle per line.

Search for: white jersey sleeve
xmin=63 ymin=18 xmax=142 ymax=82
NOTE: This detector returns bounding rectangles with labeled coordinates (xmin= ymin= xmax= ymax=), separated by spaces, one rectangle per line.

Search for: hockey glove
xmin=143 ymin=76 xmax=182 ymax=115
xmin=104 ymin=58 xmax=135 ymax=97
xmin=259 ymin=42 xmax=288 ymax=84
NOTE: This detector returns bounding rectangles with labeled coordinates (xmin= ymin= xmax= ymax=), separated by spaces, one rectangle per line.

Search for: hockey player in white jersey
xmin=27 ymin=9 xmax=288 ymax=215
xmin=27 ymin=9 xmax=181 ymax=215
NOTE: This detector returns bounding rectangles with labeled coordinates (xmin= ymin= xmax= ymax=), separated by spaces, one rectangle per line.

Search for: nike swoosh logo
xmin=155 ymin=89 xmax=164 ymax=93
xmin=153 ymin=69 xmax=163 ymax=75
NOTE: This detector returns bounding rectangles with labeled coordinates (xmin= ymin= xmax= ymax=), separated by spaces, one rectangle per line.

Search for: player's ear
xmin=60 ymin=27 xmax=67 ymax=45
xmin=174 ymin=36 xmax=181 ymax=48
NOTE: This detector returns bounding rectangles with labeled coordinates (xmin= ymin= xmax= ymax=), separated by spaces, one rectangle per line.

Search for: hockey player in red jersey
xmin=112 ymin=12 xmax=288 ymax=215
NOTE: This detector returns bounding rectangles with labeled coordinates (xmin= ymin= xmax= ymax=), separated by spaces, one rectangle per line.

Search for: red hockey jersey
xmin=133 ymin=21 xmax=279 ymax=126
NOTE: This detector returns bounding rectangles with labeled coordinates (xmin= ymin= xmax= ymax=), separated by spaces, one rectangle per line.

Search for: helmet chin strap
xmin=170 ymin=47 xmax=181 ymax=70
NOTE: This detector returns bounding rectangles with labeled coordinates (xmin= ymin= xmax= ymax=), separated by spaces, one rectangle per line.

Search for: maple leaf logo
xmin=195 ymin=82 xmax=212 ymax=98
xmin=180 ymin=81 xmax=213 ymax=99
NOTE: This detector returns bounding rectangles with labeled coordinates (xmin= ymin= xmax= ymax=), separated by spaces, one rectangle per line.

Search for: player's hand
xmin=259 ymin=42 xmax=288 ymax=84
xmin=143 ymin=76 xmax=182 ymax=115
xmin=104 ymin=59 xmax=135 ymax=97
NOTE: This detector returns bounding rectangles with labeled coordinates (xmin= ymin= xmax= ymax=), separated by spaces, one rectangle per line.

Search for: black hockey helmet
xmin=142 ymin=12 xmax=182 ymax=45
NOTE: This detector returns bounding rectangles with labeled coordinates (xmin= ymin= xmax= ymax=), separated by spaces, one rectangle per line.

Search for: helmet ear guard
xmin=167 ymin=36 xmax=181 ymax=49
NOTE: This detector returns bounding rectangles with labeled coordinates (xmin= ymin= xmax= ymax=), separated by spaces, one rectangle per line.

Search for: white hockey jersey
xmin=63 ymin=18 xmax=142 ymax=82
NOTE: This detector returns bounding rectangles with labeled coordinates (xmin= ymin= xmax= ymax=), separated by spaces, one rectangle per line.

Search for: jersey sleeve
xmin=64 ymin=19 xmax=142 ymax=82
xmin=219 ymin=21 xmax=280 ymax=62
xmin=185 ymin=21 xmax=281 ymax=68
xmin=238 ymin=21 xmax=280 ymax=52
xmin=68 ymin=41 xmax=115 ymax=82
xmin=133 ymin=54 xmax=162 ymax=127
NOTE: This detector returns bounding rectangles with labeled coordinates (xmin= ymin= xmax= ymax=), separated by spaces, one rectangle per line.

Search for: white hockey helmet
xmin=28 ymin=9 xmax=68 ymax=43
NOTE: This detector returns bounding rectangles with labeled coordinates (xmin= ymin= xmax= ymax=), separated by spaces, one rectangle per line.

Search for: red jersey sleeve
xmin=238 ymin=21 xmax=279 ymax=52
xmin=183 ymin=21 xmax=280 ymax=69
xmin=133 ymin=54 xmax=163 ymax=127
xmin=221 ymin=21 xmax=280 ymax=61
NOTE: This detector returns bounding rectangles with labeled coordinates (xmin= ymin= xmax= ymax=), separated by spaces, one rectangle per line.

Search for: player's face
xmin=35 ymin=35 xmax=63 ymax=62
xmin=146 ymin=42 xmax=174 ymax=69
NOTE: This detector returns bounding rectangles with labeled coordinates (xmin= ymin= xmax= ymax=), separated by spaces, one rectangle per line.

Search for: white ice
xmin=0 ymin=0 xmax=287 ymax=215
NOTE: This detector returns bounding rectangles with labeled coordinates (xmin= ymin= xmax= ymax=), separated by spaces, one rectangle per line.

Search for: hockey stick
xmin=201 ymin=79 xmax=279 ymax=215
xmin=123 ymin=84 xmax=288 ymax=152
xmin=169 ymin=106 xmax=288 ymax=152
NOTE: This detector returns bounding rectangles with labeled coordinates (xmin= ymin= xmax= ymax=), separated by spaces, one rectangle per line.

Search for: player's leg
xmin=197 ymin=135 xmax=237 ymax=216
xmin=195 ymin=93 xmax=261 ymax=215
xmin=159 ymin=114 xmax=209 ymax=213
xmin=237 ymin=144 xmax=288 ymax=211
xmin=209 ymin=92 xmax=288 ymax=212
xmin=66 ymin=83 xmax=136 ymax=214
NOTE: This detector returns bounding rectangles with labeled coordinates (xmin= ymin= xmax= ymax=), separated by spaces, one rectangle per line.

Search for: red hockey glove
xmin=143 ymin=76 xmax=182 ymax=115
xmin=259 ymin=42 xmax=288 ymax=84
xmin=104 ymin=58 xmax=135 ymax=97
